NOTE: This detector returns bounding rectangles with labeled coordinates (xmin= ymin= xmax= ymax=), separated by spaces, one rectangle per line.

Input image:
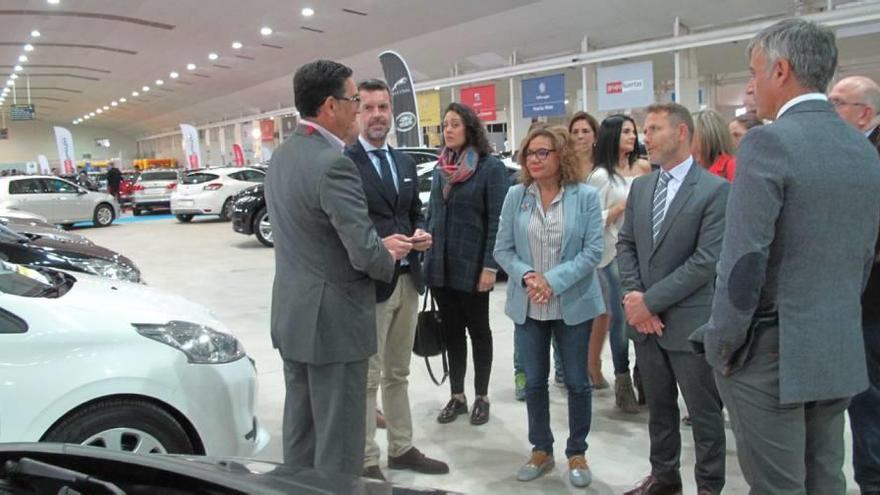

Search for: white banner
xmin=180 ymin=123 xmax=202 ymax=170
xmin=37 ymin=154 xmax=51 ymax=174
xmin=53 ymin=126 xmax=76 ymax=175
xmin=597 ymin=61 xmax=655 ymax=111
xmin=25 ymin=162 xmax=37 ymax=174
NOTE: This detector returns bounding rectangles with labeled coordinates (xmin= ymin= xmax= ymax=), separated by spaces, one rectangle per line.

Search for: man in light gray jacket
xmin=693 ymin=19 xmax=880 ymax=494
xmin=266 ymin=60 xmax=411 ymax=476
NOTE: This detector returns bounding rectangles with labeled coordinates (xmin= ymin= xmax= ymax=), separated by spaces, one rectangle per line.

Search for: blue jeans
xmin=515 ymin=317 xmax=593 ymax=458
xmin=850 ymin=324 xmax=880 ymax=494
xmin=600 ymin=260 xmax=630 ymax=374
xmin=514 ymin=332 xmax=562 ymax=379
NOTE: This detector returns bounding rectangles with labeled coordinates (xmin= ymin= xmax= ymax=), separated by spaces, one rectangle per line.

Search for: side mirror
xmin=77 ymin=188 xmax=88 ymax=195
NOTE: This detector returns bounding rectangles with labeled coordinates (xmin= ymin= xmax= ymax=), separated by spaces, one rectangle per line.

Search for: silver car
xmin=132 ymin=169 xmax=181 ymax=215
xmin=0 ymin=176 xmax=118 ymax=228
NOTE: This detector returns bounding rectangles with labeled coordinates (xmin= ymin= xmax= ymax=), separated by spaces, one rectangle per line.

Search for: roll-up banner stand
xmin=53 ymin=126 xmax=76 ymax=175
xmin=37 ymin=154 xmax=51 ymax=174
xmin=232 ymin=144 xmax=245 ymax=167
xmin=179 ymin=124 xmax=202 ymax=170
xmin=379 ymin=51 xmax=422 ymax=147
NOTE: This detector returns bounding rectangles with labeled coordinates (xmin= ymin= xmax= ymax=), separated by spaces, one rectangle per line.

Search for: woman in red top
xmin=693 ymin=109 xmax=736 ymax=181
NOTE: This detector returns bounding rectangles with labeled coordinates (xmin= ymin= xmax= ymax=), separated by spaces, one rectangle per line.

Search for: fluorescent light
xmin=30 ymin=30 xmax=41 ymax=38
xmin=301 ymin=7 xmax=315 ymax=17
xmin=232 ymin=41 xmax=243 ymax=49
xmin=111 ymin=101 xmax=118 ymax=106
xmin=5 ymin=81 xmax=13 ymax=86
xmin=96 ymin=109 xmax=103 ymax=114
xmin=260 ymin=26 xmax=273 ymax=36
xmin=89 ymin=112 xmax=95 ymax=116
xmin=47 ymin=0 xmax=60 ymax=4
xmin=18 ymin=55 xmax=27 ymax=62
xmin=155 ymin=79 xmax=164 ymax=85
xmin=10 ymin=74 xmax=18 ymax=80
xmin=84 ymin=115 xmax=90 ymax=119
xmin=119 ymin=98 xmax=127 ymax=103
xmin=170 ymin=71 xmax=179 ymax=79
xmin=103 ymin=105 xmax=109 ymax=110
xmin=186 ymin=63 xmax=196 ymax=71
xmin=13 ymin=66 xmax=23 ymax=72
xmin=132 ymin=91 xmax=139 ymax=96
xmin=208 ymin=53 xmax=219 ymax=61
xmin=142 ymin=86 xmax=150 ymax=91
xmin=24 ymin=44 xmax=34 ymax=52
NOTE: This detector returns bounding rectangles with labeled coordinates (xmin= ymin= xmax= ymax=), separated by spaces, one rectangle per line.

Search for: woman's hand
xmin=524 ymin=272 xmax=553 ymax=304
xmin=477 ymin=269 xmax=497 ymax=292
xmin=606 ymin=201 xmax=627 ymax=227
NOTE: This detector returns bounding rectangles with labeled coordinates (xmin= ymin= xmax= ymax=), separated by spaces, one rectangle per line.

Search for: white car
xmin=171 ymin=167 xmax=265 ymax=223
xmin=0 ymin=176 xmax=118 ymax=228
xmin=132 ymin=169 xmax=181 ymax=216
xmin=0 ymin=262 xmax=269 ymax=457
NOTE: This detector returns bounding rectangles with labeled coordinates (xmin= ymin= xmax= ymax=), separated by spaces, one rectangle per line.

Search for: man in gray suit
xmin=618 ymin=102 xmax=729 ymax=495
xmin=693 ymin=19 xmax=880 ymax=494
xmin=266 ymin=60 xmax=413 ymax=476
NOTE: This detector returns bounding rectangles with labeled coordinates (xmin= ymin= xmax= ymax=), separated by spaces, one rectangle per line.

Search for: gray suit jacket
xmin=693 ymin=100 xmax=880 ymax=403
xmin=266 ymin=123 xmax=394 ymax=364
xmin=617 ymin=163 xmax=729 ymax=352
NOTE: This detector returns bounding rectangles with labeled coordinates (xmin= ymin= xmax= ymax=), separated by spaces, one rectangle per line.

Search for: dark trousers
xmin=716 ymin=326 xmax=849 ymax=495
xmin=516 ymin=317 xmax=593 ymax=458
xmin=433 ymin=287 xmax=492 ymax=396
xmin=634 ymin=337 xmax=726 ymax=492
xmin=281 ymin=358 xmax=368 ymax=476
xmin=850 ymin=325 xmax=880 ymax=494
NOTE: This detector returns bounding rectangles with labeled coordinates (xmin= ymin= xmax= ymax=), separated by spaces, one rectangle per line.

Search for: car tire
xmin=176 ymin=214 xmax=194 ymax=223
xmin=43 ymin=398 xmax=195 ymax=455
xmin=253 ymin=206 xmax=273 ymax=248
xmin=218 ymin=198 xmax=234 ymax=222
xmin=132 ymin=207 xmax=142 ymax=216
xmin=93 ymin=203 xmax=115 ymax=227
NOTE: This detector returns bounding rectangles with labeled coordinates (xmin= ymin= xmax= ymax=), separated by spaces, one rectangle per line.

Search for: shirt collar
xmin=662 ymin=155 xmax=693 ymax=182
xmin=358 ymin=135 xmax=389 ymax=154
xmin=301 ymin=119 xmax=346 ymax=152
xmin=527 ymin=182 xmax=565 ymax=202
xmin=776 ymin=93 xmax=828 ymax=119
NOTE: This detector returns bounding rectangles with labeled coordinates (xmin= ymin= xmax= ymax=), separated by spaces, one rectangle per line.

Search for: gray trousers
xmin=634 ymin=338 xmax=726 ymax=493
xmin=716 ymin=326 xmax=850 ymax=495
xmin=282 ymin=357 xmax=368 ymax=476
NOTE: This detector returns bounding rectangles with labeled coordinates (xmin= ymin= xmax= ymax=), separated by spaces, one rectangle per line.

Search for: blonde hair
xmin=518 ymin=124 xmax=585 ymax=186
xmin=693 ymin=109 xmax=734 ymax=166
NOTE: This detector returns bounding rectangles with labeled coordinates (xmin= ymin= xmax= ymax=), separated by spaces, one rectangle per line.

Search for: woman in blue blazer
xmin=494 ymin=124 xmax=605 ymax=488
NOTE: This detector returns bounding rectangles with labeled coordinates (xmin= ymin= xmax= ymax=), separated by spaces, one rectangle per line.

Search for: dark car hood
xmin=26 ymin=236 xmax=138 ymax=270
xmin=234 ymin=183 xmax=263 ymax=200
xmin=0 ymin=443 xmax=460 ymax=495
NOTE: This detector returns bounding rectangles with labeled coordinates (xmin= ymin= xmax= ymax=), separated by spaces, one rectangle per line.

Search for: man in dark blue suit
xmin=345 ymin=79 xmax=448 ymax=481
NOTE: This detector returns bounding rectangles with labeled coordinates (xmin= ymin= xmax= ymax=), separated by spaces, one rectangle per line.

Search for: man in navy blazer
xmin=344 ymin=79 xmax=447 ymax=480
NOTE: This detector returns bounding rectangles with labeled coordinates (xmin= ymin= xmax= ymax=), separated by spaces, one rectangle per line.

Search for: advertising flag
xmin=232 ymin=144 xmax=245 ymax=167
xmin=53 ymin=126 xmax=76 ymax=175
xmin=37 ymin=154 xmax=51 ymax=174
xmin=379 ymin=51 xmax=422 ymax=147
xmin=179 ymin=123 xmax=202 ymax=170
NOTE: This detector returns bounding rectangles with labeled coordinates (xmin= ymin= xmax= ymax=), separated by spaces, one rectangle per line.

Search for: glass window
xmin=8 ymin=179 xmax=46 ymax=195
xmin=228 ymin=171 xmax=245 ymax=181
xmin=138 ymin=171 xmax=179 ymax=182
xmin=242 ymin=169 xmax=265 ymax=182
xmin=182 ymin=173 xmax=219 ymax=185
xmin=44 ymin=179 xmax=80 ymax=194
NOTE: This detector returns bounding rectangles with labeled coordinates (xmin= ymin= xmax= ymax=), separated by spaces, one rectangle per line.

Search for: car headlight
xmin=132 ymin=321 xmax=246 ymax=364
xmin=68 ymin=258 xmax=142 ymax=283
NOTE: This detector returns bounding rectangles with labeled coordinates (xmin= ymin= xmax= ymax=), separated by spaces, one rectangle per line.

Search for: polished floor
xmin=79 ymin=215 xmax=861 ymax=494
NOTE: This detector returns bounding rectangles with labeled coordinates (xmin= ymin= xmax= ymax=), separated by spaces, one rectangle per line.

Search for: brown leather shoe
xmin=623 ymin=475 xmax=683 ymax=495
xmin=388 ymin=446 xmax=449 ymax=474
xmin=362 ymin=465 xmax=386 ymax=481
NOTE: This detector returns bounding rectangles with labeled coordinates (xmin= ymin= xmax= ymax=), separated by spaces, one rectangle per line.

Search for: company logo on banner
xmin=53 ymin=126 xmax=76 ymax=175
xmin=522 ymin=74 xmax=566 ymax=118
xmin=379 ymin=51 xmax=422 ymax=147
xmin=461 ymin=84 xmax=496 ymax=121
xmin=179 ymin=124 xmax=202 ymax=170
xmin=417 ymin=91 xmax=441 ymax=127
xmin=597 ymin=61 xmax=654 ymax=111
xmin=260 ymin=119 xmax=275 ymax=142
xmin=37 ymin=155 xmax=51 ymax=174
xmin=232 ymin=144 xmax=244 ymax=167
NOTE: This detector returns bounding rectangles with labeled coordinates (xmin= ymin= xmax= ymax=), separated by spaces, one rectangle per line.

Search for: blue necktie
xmin=371 ymin=149 xmax=397 ymax=200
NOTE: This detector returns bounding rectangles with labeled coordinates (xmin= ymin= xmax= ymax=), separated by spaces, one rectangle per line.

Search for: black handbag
xmin=412 ymin=290 xmax=448 ymax=386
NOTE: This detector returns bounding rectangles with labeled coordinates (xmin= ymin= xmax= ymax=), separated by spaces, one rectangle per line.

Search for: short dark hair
xmin=594 ymin=114 xmax=640 ymax=176
xmin=293 ymin=60 xmax=353 ymax=118
xmin=733 ymin=113 xmax=764 ymax=130
xmin=358 ymin=78 xmax=390 ymax=94
xmin=568 ymin=111 xmax=599 ymax=137
xmin=442 ymin=102 xmax=492 ymax=157
xmin=646 ymin=102 xmax=695 ymax=139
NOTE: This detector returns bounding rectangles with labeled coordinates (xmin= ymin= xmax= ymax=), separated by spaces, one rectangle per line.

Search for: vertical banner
xmin=597 ymin=61 xmax=655 ymax=111
xmin=522 ymin=74 xmax=567 ymax=118
xmin=460 ymin=84 xmax=497 ymax=121
xmin=37 ymin=154 xmax=51 ymax=174
xmin=260 ymin=119 xmax=275 ymax=142
xmin=417 ymin=91 xmax=441 ymax=127
xmin=232 ymin=144 xmax=245 ymax=167
xmin=281 ymin=116 xmax=297 ymax=140
xmin=179 ymin=123 xmax=202 ymax=170
xmin=379 ymin=50 xmax=422 ymax=147
xmin=53 ymin=126 xmax=76 ymax=175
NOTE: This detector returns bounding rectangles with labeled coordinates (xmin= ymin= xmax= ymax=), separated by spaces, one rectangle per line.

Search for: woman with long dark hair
xmin=426 ymin=102 xmax=508 ymax=426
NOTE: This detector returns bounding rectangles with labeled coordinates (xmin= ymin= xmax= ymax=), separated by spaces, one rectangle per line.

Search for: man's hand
xmin=623 ymin=291 xmax=654 ymax=325
xmin=477 ymin=269 xmax=497 ymax=292
xmin=524 ymin=272 xmax=553 ymax=304
xmin=410 ymin=228 xmax=433 ymax=252
xmin=634 ymin=315 xmax=665 ymax=336
xmin=382 ymin=234 xmax=413 ymax=261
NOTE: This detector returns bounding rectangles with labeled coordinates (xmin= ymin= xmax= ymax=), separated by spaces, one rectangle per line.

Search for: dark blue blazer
xmin=346 ymin=140 xmax=425 ymax=302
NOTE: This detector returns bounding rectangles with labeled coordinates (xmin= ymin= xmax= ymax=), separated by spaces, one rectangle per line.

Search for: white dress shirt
xmin=776 ymin=93 xmax=828 ymax=120
xmin=659 ymin=155 xmax=694 ymax=218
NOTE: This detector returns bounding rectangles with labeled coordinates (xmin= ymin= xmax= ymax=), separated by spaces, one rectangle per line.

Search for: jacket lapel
xmin=561 ymin=186 xmax=577 ymax=252
xmin=651 ymin=164 xmax=699 ymax=255
xmin=638 ymin=171 xmax=659 ymax=254
xmin=349 ymin=141 xmax=396 ymax=210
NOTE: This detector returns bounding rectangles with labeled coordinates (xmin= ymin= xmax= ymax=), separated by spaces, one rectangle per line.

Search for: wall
xmin=0 ymin=120 xmax=138 ymax=171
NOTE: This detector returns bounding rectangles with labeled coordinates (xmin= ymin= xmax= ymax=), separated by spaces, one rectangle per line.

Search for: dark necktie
xmin=652 ymin=171 xmax=673 ymax=242
xmin=371 ymin=149 xmax=397 ymax=200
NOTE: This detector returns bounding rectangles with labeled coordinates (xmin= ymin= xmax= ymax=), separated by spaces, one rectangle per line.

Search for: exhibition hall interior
xmin=1 ymin=0 xmax=879 ymax=493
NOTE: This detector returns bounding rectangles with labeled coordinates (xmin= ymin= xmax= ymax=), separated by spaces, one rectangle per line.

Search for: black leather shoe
xmin=470 ymin=397 xmax=490 ymax=425
xmin=437 ymin=397 xmax=468 ymax=424
xmin=389 ymin=447 xmax=449 ymax=474
xmin=623 ymin=475 xmax=682 ymax=495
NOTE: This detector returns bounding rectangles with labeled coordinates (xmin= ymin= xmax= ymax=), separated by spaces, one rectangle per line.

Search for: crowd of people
xmin=266 ymin=18 xmax=880 ymax=495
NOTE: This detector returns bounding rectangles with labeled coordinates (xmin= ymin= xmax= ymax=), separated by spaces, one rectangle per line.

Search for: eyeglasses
xmin=524 ymin=148 xmax=556 ymax=161
xmin=335 ymin=93 xmax=361 ymax=105
xmin=830 ymin=98 xmax=866 ymax=109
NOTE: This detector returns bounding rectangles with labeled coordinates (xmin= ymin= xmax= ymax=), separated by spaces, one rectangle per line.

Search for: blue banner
xmin=522 ymin=74 xmax=566 ymax=118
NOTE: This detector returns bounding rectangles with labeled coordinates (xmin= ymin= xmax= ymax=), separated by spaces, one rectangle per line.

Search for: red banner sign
xmin=260 ymin=119 xmax=275 ymax=142
xmin=232 ymin=144 xmax=244 ymax=167
xmin=460 ymin=84 xmax=496 ymax=122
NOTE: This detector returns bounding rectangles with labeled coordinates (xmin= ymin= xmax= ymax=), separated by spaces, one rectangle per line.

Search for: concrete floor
xmin=78 ymin=214 xmax=860 ymax=494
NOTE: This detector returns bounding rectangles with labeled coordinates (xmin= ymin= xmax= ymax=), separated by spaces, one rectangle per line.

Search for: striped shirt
xmin=526 ymin=183 xmax=565 ymax=321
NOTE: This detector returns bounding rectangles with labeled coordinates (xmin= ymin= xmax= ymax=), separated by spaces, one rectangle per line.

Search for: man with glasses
xmin=266 ymin=60 xmax=412 ymax=476
xmin=830 ymin=75 xmax=880 ymax=495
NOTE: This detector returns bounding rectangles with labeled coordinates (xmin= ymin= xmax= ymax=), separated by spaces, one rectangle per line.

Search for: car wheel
xmin=253 ymin=207 xmax=273 ymax=247
xmin=218 ymin=198 xmax=234 ymax=222
xmin=43 ymin=398 xmax=195 ymax=455
xmin=93 ymin=203 xmax=115 ymax=227
xmin=176 ymin=214 xmax=194 ymax=223
xmin=132 ymin=207 xmax=142 ymax=216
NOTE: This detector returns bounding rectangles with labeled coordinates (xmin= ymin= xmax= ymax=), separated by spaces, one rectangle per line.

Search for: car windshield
xmin=0 ymin=223 xmax=28 ymax=244
xmin=0 ymin=261 xmax=56 ymax=297
xmin=139 ymin=171 xmax=178 ymax=182
xmin=182 ymin=173 xmax=219 ymax=185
